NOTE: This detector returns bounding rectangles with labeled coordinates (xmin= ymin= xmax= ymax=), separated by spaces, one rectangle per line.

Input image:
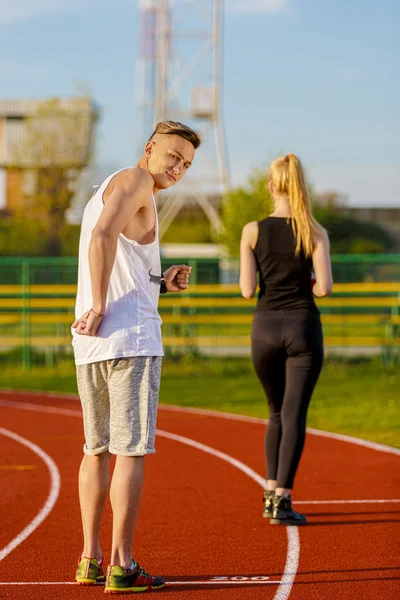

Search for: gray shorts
xmin=76 ymin=357 xmax=162 ymax=456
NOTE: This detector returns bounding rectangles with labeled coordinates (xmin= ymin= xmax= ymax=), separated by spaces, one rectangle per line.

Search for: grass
xmin=0 ymin=354 xmax=398 ymax=449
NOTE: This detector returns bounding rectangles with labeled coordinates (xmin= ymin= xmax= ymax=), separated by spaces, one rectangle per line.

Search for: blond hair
xmin=149 ymin=121 xmax=201 ymax=149
xmin=269 ymin=153 xmax=319 ymax=257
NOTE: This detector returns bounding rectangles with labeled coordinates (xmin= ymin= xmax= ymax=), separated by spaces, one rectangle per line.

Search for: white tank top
xmin=72 ymin=168 xmax=163 ymax=365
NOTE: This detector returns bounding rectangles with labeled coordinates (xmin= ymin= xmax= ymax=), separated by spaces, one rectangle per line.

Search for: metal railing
xmin=0 ymin=256 xmax=399 ymax=367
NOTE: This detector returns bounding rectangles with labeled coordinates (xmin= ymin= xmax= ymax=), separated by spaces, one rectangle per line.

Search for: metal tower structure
xmin=137 ymin=0 xmax=230 ymax=239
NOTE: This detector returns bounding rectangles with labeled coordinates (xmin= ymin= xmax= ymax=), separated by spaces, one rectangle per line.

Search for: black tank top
xmin=253 ymin=217 xmax=318 ymax=312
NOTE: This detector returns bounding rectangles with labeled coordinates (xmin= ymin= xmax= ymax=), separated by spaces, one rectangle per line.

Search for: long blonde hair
xmin=269 ymin=153 xmax=318 ymax=257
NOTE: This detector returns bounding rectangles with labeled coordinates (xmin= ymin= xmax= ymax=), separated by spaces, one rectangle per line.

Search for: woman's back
xmin=254 ymin=217 xmax=316 ymax=312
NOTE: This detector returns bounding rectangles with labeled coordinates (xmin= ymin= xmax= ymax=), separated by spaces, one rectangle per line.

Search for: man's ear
xmin=144 ymin=141 xmax=155 ymax=157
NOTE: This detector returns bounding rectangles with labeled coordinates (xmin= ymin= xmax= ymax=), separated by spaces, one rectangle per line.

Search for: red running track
xmin=0 ymin=389 xmax=399 ymax=600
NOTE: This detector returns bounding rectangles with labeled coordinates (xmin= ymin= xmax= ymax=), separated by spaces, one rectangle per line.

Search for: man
xmin=72 ymin=121 xmax=201 ymax=593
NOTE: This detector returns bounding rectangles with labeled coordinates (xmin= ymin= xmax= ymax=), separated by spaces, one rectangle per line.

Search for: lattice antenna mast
xmin=138 ymin=0 xmax=230 ymax=239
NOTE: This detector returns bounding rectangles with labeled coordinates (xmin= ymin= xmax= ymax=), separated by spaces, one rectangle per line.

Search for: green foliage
xmin=220 ymin=168 xmax=273 ymax=257
xmin=0 ymin=217 xmax=49 ymax=256
xmin=61 ymin=224 xmax=81 ymax=256
xmin=219 ymin=164 xmax=394 ymax=257
xmin=0 ymin=219 xmax=80 ymax=257
xmin=313 ymin=206 xmax=394 ymax=254
xmin=161 ymin=214 xmax=213 ymax=243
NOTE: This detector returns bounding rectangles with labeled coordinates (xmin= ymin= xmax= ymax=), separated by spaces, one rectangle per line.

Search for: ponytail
xmin=269 ymin=153 xmax=319 ymax=257
xmin=284 ymin=154 xmax=318 ymax=257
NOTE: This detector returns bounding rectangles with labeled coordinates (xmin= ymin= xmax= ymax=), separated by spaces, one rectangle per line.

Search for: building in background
xmin=0 ymin=96 xmax=96 ymax=217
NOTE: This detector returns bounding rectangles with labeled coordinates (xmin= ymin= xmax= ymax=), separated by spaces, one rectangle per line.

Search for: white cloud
xmin=227 ymin=0 xmax=287 ymax=14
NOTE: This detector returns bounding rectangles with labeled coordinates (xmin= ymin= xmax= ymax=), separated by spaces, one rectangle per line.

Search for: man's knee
xmin=83 ymin=450 xmax=111 ymax=462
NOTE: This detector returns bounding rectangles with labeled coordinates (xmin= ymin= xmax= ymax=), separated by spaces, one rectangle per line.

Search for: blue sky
xmin=0 ymin=0 xmax=399 ymax=206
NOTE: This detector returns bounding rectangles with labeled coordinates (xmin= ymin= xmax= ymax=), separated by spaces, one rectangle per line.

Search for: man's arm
xmin=73 ymin=169 xmax=154 ymax=336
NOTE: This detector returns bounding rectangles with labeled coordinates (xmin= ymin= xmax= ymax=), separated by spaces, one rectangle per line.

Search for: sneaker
xmin=270 ymin=495 xmax=307 ymax=525
xmin=263 ymin=490 xmax=275 ymax=518
xmin=76 ymin=556 xmax=106 ymax=585
xmin=104 ymin=560 xmax=165 ymax=594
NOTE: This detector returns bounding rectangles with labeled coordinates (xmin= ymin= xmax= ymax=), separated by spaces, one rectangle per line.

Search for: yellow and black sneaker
xmin=263 ymin=489 xmax=275 ymax=518
xmin=104 ymin=560 xmax=165 ymax=594
xmin=76 ymin=555 xmax=106 ymax=585
xmin=270 ymin=495 xmax=307 ymax=525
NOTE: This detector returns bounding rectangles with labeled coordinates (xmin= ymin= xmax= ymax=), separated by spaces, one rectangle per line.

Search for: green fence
xmin=1 ymin=254 xmax=399 ymax=285
xmin=221 ymin=254 xmax=400 ymax=284
xmin=0 ymin=255 xmax=399 ymax=368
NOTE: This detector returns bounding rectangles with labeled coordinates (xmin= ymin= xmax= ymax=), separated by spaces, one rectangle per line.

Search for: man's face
xmin=145 ymin=134 xmax=195 ymax=190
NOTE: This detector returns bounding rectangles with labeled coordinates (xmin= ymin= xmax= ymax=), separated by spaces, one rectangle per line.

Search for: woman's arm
xmin=311 ymin=227 xmax=333 ymax=297
xmin=239 ymin=221 xmax=258 ymax=299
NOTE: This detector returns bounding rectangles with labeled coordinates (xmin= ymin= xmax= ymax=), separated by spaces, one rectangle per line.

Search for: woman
xmin=240 ymin=154 xmax=333 ymax=525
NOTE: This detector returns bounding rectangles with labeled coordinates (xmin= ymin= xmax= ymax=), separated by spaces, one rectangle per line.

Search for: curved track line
xmin=158 ymin=405 xmax=400 ymax=456
xmin=0 ymin=398 xmax=82 ymax=417
xmin=156 ymin=429 xmax=268 ymax=487
xmin=0 ymin=399 xmax=298 ymax=599
xmin=1 ymin=390 xmax=399 ymax=455
xmin=1 ymin=398 xmax=399 ymax=505
xmin=274 ymin=528 xmax=300 ymax=600
xmin=0 ymin=428 xmax=61 ymax=562
xmin=157 ymin=430 xmax=299 ymax=600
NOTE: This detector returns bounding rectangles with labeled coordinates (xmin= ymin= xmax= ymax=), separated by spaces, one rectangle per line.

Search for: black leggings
xmin=251 ymin=309 xmax=323 ymax=489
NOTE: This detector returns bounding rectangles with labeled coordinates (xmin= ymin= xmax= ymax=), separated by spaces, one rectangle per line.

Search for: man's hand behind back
xmin=72 ymin=265 xmax=191 ymax=336
xmin=72 ymin=309 xmax=104 ymax=336
xmin=163 ymin=265 xmax=191 ymax=292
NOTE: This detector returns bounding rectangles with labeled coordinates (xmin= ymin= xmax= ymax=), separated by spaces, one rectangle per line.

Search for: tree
xmin=219 ymin=166 xmax=394 ymax=256
xmin=10 ymin=96 xmax=98 ymax=255
xmin=313 ymin=205 xmax=394 ymax=254
xmin=219 ymin=167 xmax=272 ymax=256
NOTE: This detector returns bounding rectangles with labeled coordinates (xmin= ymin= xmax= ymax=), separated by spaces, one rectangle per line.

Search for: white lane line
xmin=3 ymin=397 xmax=400 ymax=599
xmin=2 ymin=392 xmax=399 ymax=455
xmin=296 ymin=499 xmax=400 ymax=505
xmin=156 ymin=429 xmax=267 ymax=487
xmin=1 ymin=400 xmax=398 ymax=505
xmin=0 ymin=583 xmax=78 ymax=586
xmin=0 ymin=389 xmax=79 ymax=401
xmin=305 ymin=426 xmax=400 ymax=457
xmin=159 ymin=404 xmax=400 ymax=457
xmin=0 ymin=579 xmax=282 ymax=586
xmin=156 ymin=430 xmax=299 ymax=600
xmin=159 ymin=403 xmax=266 ymax=424
xmin=0 ymin=400 xmax=267 ymax=486
xmin=0 ymin=428 xmax=61 ymax=562
xmin=0 ymin=398 xmax=297 ymax=598
xmin=274 ymin=527 xmax=300 ymax=600
xmin=0 ymin=398 xmax=81 ymax=417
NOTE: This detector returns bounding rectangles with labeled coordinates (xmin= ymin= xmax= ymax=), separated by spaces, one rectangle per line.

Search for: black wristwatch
xmin=160 ymin=274 xmax=168 ymax=294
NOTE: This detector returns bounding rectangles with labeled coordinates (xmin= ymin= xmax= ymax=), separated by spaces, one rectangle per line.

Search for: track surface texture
xmin=0 ymin=389 xmax=399 ymax=600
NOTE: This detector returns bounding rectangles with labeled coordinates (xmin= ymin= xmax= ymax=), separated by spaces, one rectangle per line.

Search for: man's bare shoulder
xmin=112 ymin=167 xmax=154 ymax=194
